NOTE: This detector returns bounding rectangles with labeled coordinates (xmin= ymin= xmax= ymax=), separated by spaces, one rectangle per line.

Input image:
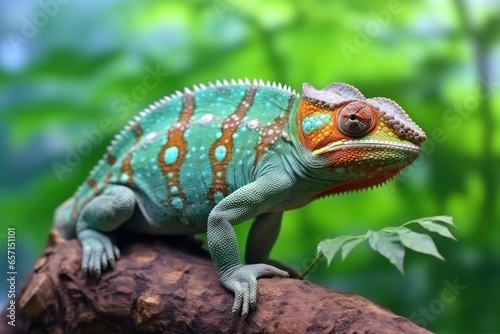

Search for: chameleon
xmin=54 ymin=79 xmax=426 ymax=318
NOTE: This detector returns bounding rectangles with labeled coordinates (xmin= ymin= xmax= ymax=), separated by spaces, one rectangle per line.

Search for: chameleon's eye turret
xmin=297 ymin=83 xmax=381 ymax=151
xmin=337 ymin=101 xmax=375 ymax=137
xmin=297 ymin=81 xmax=426 ymax=167
xmin=297 ymin=82 xmax=426 ymax=198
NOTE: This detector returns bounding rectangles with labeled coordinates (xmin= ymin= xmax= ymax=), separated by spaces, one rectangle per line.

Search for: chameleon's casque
xmin=54 ymin=79 xmax=426 ymax=317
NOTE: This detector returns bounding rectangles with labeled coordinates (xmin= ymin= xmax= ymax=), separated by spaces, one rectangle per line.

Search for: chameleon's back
xmin=54 ymin=79 xmax=426 ymax=317
xmin=56 ymin=79 xmax=298 ymax=235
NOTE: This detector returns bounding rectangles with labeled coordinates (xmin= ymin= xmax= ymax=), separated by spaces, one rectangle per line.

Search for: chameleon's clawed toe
xmin=222 ymin=263 xmax=288 ymax=318
xmin=79 ymin=230 xmax=118 ymax=277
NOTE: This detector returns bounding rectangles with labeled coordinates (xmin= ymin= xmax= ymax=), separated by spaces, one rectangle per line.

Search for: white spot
xmin=199 ymin=113 xmax=214 ymax=125
xmin=144 ymin=131 xmax=158 ymax=143
xmin=267 ymin=129 xmax=274 ymax=136
xmin=120 ymin=173 xmax=129 ymax=183
xmin=281 ymin=131 xmax=291 ymax=142
xmin=247 ymin=119 xmax=259 ymax=129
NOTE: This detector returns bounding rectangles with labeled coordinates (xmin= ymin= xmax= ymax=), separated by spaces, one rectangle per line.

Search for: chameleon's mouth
xmin=312 ymin=139 xmax=422 ymax=156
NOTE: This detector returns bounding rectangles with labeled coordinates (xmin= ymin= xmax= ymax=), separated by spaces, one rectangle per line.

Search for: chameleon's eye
xmin=337 ymin=101 xmax=375 ymax=137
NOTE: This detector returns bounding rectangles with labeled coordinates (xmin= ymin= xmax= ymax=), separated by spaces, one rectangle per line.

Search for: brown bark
xmin=1 ymin=230 xmax=430 ymax=334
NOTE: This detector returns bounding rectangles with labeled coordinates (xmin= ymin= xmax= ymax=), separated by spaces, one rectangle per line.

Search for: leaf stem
xmin=299 ymin=251 xmax=324 ymax=279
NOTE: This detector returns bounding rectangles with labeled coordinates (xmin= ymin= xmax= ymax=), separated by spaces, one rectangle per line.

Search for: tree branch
xmin=1 ymin=230 xmax=430 ymax=334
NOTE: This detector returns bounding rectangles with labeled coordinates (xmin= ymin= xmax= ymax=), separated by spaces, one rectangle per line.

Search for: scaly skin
xmin=54 ymin=79 xmax=426 ymax=318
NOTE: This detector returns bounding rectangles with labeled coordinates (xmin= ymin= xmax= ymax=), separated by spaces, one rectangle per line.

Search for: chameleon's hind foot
xmin=79 ymin=229 xmax=120 ymax=277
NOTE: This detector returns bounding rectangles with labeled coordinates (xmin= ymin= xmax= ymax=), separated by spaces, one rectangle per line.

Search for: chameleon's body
xmin=55 ymin=79 xmax=426 ymax=317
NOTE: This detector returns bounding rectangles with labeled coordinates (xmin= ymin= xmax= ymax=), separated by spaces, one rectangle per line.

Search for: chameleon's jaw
xmin=310 ymin=139 xmax=422 ymax=199
xmin=311 ymin=139 xmax=421 ymax=156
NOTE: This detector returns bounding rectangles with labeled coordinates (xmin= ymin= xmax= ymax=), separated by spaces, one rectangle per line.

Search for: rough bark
xmin=1 ymin=230 xmax=430 ymax=334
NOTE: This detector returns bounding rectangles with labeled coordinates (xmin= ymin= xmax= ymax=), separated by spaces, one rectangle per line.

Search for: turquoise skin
xmin=54 ymin=79 xmax=425 ymax=318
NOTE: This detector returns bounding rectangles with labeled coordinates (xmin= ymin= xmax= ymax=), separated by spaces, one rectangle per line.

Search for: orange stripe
xmin=120 ymin=123 xmax=144 ymax=186
xmin=157 ymin=92 xmax=195 ymax=206
xmin=106 ymin=150 xmax=117 ymax=165
xmin=208 ymin=85 xmax=258 ymax=204
xmin=86 ymin=177 xmax=100 ymax=195
xmin=254 ymin=94 xmax=296 ymax=167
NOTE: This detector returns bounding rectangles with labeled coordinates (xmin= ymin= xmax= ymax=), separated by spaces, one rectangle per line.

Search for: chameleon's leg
xmin=76 ymin=185 xmax=135 ymax=277
xmin=207 ymin=175 xmax=291 ymax=318
xmin=245 ymin=212 xmax=299 ymax=278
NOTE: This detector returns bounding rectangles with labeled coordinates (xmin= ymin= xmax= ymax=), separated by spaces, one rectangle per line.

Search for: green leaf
xmin=317 ymin=236 xmax=357 ymax=266
xmin=379 ymin=226 xmax=399 ymax=233
xmin=409 ymin=215 xmax=455 ymax=227
xmin=429 ymin=215 xmax=455 ymax=226
xmin=396 ymin=228 xmax=445 ymax=260
xmin=418 ymin=221 xmax=457 ymax=240
xmin=316 ymin=215 xmax=455 ymax=275
xmin=341 ymin=237 xmax=366 ymax=260
xmin=367 ymin=230 xmax=405 ymax=273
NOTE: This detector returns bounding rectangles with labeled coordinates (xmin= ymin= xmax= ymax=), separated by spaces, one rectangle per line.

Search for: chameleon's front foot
xmin=220 ymin=263 xmax=289 ymax=318
xmin=79 ymin=229 xmax=120 ymax=277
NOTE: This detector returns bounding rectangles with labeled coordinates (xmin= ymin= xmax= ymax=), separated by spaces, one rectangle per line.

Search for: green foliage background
xmin=1 ymin=0 xmax=499 ymax=332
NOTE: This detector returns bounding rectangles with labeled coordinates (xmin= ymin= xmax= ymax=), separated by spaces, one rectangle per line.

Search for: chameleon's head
xmin=297 ymin=83 xmax=426 ymax=196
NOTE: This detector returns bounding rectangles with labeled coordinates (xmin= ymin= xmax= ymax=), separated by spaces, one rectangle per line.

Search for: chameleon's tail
xmin=53 ymin=197 xmax=77 ymax=239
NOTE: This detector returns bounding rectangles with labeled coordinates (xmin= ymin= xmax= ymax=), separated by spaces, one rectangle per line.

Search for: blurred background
xmin=1 ymin=0 xmax=499 ymax=332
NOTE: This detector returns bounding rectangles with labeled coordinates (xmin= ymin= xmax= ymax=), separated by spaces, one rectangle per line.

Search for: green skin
xmin=54 ymin=79 xmax=426 ymax=318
